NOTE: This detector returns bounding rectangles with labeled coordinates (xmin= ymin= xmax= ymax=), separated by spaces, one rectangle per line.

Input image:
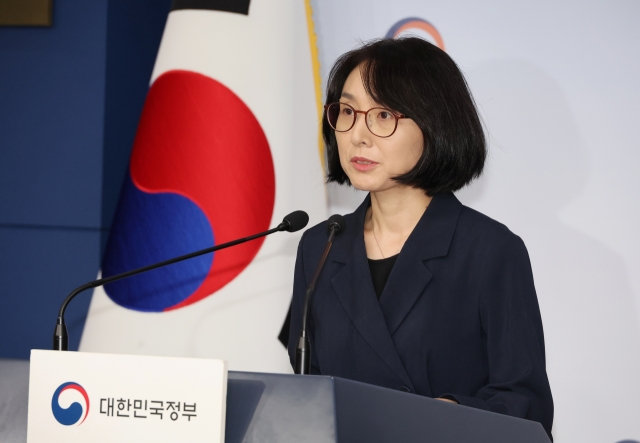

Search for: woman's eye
xmin=342 ymin=108 xmax=354 ymax=116
xmin=378 ymin=111 xmax=392 ymax=120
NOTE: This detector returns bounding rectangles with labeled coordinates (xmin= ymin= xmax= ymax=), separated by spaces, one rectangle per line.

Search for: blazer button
xmin=399 ymin=386 xmax=411 ymax=393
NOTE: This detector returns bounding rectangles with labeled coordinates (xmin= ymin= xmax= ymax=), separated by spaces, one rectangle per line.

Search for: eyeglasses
xmin=324 ymin=102 xmax=407 ymax=138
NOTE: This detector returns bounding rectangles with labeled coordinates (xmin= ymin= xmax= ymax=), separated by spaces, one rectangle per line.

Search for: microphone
xmin=53 ymin=210 xmax=309 ymax=351
xmin=294 ymin=214 xmax=345 ymax=375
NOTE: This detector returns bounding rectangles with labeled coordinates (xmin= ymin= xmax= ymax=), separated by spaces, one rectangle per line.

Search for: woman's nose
xmin=350 ymin=112 xmax=372 ymax=147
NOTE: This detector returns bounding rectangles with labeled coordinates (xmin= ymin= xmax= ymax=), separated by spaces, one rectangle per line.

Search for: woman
xmin=287 ymin=37 xmax=553 ymax=436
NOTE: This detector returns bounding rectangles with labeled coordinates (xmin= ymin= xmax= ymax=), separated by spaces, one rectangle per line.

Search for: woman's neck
xmin=364 ymin=186 xmax=432 ymax=259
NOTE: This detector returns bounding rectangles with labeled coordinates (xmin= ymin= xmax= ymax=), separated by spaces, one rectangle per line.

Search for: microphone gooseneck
xmin=53 ymin=210 xmax=309 ymax=351
xmin=295 ymin=214 xmax=345 ymax=375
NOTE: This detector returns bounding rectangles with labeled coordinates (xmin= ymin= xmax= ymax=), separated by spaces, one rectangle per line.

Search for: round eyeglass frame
xmin=324 ymin=102 xmax=407 ymax=138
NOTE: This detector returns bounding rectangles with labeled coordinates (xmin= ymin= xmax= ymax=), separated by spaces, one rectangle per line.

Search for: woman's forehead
xmin=341 ymin=67 xmax=379 ymax=107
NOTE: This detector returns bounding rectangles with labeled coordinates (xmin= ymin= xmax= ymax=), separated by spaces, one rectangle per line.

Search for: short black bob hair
xmin=323 ymin=37 xmax=486 ymax=195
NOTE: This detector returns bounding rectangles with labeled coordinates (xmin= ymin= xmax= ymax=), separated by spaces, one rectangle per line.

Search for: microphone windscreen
xmin=327 ymin=214 xmax=346 ymax=235
xmin=282 ymin=210 xmax=309 ymax=232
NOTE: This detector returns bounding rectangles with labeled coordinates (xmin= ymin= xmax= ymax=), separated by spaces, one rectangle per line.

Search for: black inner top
xmin=368 ymin=253 xmax=399 ymax=299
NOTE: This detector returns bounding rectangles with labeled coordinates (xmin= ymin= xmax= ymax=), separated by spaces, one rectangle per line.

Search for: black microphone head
xmin=327 ymin=214 xmax=346 ymax=236
xmin=282 ymin=210 xmax=309 ymax=232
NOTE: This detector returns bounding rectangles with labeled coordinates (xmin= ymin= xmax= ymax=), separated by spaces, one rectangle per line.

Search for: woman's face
xmin=335 ymin=65 xmax=424 ymax=193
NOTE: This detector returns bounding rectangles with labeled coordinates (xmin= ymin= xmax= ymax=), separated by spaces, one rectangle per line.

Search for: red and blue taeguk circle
xmin=102 ymin=70 xmax=276 ymax=312
xmin=51 ymin=382 xmax=90 ymax=426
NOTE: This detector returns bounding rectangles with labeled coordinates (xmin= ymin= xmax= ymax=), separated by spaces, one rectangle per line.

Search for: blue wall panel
xmin=0 ymin=227 xmax=101 ymax=358
xmin=0 ymin=0 xmax=108 ymax=228
xmin=0 ymin=0 xmax=172 ymax=359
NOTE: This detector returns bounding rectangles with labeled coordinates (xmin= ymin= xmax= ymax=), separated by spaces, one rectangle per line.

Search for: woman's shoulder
xmin=455 ymin=202 xmax=527 ymax=253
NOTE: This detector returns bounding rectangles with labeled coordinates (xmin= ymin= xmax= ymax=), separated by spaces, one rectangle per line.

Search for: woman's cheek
xmin=338 ymin=152 xmax=351 ymax=177
xmin=336 ymin=137 xmax=351 ymax=173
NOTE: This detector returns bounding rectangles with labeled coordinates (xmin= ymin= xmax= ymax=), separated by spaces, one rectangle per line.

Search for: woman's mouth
xmin=351 ymin=157 xmax=378 ymax=172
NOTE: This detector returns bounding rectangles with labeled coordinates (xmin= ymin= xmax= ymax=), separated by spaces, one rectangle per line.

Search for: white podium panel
xmin=27 ymin=350 xmax=227 ymax=443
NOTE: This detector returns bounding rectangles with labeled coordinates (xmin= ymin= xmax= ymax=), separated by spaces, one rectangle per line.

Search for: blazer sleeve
xmin=442 ymin=234 xmax=554 ymax=436
xmin=287 ymin=233 xmax=321 ymax=374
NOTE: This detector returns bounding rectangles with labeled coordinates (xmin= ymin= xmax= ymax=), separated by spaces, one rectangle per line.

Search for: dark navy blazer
xmin=288 ymin=192 xmax=554 ymax=436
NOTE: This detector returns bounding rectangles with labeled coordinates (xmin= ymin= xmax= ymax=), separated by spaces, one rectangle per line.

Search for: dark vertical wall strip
xmin=0 ymin=1 xmax=171 ymax=359
xmin=0 ymin=0 xmax=108 ymax=360
xmin=101 ymin=0 xmax=172 ymax=252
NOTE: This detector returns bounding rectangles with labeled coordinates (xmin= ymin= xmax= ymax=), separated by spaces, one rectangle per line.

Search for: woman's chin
xmin=348 ymin=178 xmax=377 ymax=192
xmin=349 ymin=179 xmax=391 ymax=193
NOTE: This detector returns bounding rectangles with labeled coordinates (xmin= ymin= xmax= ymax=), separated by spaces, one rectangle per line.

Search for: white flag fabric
xmin=80 ymin=0 xmax=326 ymax=373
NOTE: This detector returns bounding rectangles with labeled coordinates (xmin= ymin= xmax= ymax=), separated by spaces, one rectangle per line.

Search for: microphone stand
xmin=294 ymin=217 xmax=343 ymax=374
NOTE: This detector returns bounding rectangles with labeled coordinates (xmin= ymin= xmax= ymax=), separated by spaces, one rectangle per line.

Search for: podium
xmin=227 ymin=371 xmax=550 ymax=443
xmin=1 ymin=358 xmax=550 ymax=443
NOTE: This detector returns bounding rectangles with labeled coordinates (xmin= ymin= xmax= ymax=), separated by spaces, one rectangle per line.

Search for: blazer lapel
xmin=378 ymin=254 xmax=432 ymax=336
xmin=331 ymin=196 xmax=415 ymax=390
xmin=379 ymin=193 xmax=463 ymax=336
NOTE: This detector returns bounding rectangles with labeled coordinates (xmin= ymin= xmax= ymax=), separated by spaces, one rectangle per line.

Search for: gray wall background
xmin=313 ymin=1 xmax=640 ymax=442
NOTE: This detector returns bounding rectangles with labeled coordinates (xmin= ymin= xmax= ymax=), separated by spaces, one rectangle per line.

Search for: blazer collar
xmin=331 ymin=191 xmax=462 ymax=264
xmin=330 ymin=192 xmax=462 ymax=392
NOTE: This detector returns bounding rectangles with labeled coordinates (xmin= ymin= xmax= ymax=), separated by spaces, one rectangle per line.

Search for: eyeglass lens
xmin=326 ymin=103 xmax=397 ymax=137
